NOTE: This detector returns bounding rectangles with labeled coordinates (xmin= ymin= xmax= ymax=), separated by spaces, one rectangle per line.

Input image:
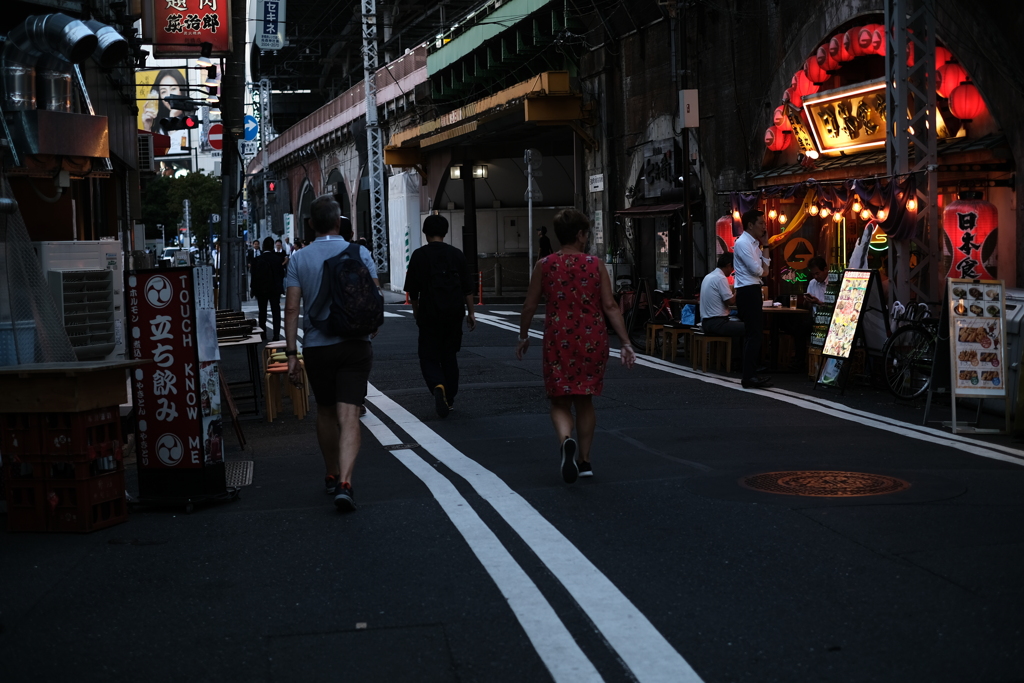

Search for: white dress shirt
xmin=733 ymin=231 xmax=771 ymax=288
xmin=699 ymin=268 xmax=734 ymax=319
xmin=806 ymin=277 xmax=827 ymax=313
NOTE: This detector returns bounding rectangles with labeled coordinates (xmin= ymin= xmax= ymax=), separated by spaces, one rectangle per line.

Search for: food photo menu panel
xmin=949 ymin=279 xmax=1006 ymax=396
xmin=822 ymin=270 xmax=872 ymax=359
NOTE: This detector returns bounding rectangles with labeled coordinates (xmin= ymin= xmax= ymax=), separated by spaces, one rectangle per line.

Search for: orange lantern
xmin=715 ymin=215 xmax=738 ymax=255
xmin=791 ymin=70 xmax=819 ymax=99
xmin=765 ymin=125 xmax=791 ymax=152
xmin=943 ymin=191 xmax=998 ymax=280
xmin=772 ymin=105 xmax=792 ymax=132
xmin=937 ymin=62 xmax=968 ymax=99
xmin=804 ymin=55 xmax=829 ymax=84
xmin=829 ymin=34 xmax=854 ymax=62
xmin=817 ymin=45 xmax=840 ymax=71
xmin=871 ymin=27 xmax=886 ymax=56
xmin=949 ymin=82 xmax=986 ymax=120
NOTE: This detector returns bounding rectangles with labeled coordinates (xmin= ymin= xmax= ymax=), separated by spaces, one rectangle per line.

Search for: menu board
xmin=949 ymin=279 xmax=1006 ymax=396
xmin=822 ymin=270 xmax=872 ymax=359
xmin=810 ymin=267 xmax=842 ymax=348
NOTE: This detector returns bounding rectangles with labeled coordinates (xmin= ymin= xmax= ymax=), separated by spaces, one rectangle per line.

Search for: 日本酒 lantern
xmin=817 ymin=45 xmax=840 ymax=71
xmin=773 ymin=105 xmax=792 ymax=132
xmin=871 ymin=27 xmax=887 ymax=56
xmin=949 ymin=82 xmax=986 ymax=120
xmin=943 ymin=191 xmax=998 ymax=280
xmin=937 ymin=62 xmax=968 ymax=99
xmin=765 ymin=125 xmax=791 ymax=151
xmin=829 ymin=34 xmax=854 ymax=62
xmin=804 ymin=55 xmax=829 ymax=84
xmin=791 ymin=70 xmax=819 ymax=99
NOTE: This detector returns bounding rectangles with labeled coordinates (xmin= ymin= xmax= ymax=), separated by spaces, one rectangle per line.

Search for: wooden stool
xmin=692 ymin=332 xmax=732 ymax=373
xmin=264 ymin=360 xmax=309 ymax=422
xmin=661 ymin=326 xmax=694 ymax=362
xmin=262 ymin=340 xmax=288 ymax=372
xmin=645 ymin=323 xmax=665 ymax=355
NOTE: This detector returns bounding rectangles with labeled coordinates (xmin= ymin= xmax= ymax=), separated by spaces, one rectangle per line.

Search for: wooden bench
xmin=692 ymin=331 xmax=732 ymax=373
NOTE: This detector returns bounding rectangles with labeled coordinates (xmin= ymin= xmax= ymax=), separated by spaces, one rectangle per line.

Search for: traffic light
xmin=266 ymin=179 xmax=277 ymax=196
xmin=161 ymin=114 xmax=199 ymax=131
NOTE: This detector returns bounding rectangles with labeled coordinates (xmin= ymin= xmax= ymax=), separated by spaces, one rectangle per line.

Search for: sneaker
xmin=576 ymin=460 xmax=593 ymax=478
xmin=560 ymin=438 xmax=579 ymax=484
xmin=334 ymin=482 xmax=357 ymax=511
xmin=360 ymin=404 xmax=367 ymax=417
xmin=433 ymin=385 xmax=450 ymax=418
xmin=325 ymin=474 xmax=339 ymax=494
xmin=742 ymin=376 xmax=773 ymax=389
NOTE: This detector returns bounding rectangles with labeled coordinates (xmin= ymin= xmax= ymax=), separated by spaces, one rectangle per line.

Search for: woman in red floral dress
xmin=516 ymin=209 xmax=636 ymax=483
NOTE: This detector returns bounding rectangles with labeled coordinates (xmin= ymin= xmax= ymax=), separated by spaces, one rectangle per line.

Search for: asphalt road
xmin=2 ymin=300 xmax=1023 ymax=683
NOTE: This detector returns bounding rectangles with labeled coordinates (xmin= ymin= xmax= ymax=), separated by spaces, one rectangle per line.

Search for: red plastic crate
xmin=36 ymin=408 xmax=122 ymax=459
xmin=4 ymin=477 xmax=49 ymax=532
xmin=47 ymin=469 xmax=127 ymax=533
xmin=1 ymin=413 xmax=39 ymax=457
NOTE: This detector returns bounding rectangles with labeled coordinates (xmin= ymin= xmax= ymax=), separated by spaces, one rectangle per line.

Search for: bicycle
xmin=881 ymin=302 xmax=940 ymax=399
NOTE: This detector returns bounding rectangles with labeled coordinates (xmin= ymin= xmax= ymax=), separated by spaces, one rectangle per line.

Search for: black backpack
xmin=309 ymin=243 xmax=384 ymax=337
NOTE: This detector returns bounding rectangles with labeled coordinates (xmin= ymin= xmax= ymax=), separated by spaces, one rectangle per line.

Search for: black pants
xmin=418 ymin=319 xmax=464 ymax=404
xmin=256 ymin=294 xmax=281 ymax=342
xmin=702 ymin=316 xmax=746 ymax=368
xmin=736 ymin=285 xmax=764 ymax=382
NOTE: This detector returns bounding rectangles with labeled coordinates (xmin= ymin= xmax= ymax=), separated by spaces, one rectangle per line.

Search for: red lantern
xmin=829 ymin=34 xmax=854 ymax=62
xmin=943 ymin=192 xmax=998 ymax=280
xmin=858 ymin=24 xmax=881 ymax=54
xmin=949 ymin=82 xmax=986 ymax=120
xmin=804 ymin=55 xmax=829 ymax=84
xmin=844 ymin=27 xmax=870 ymax=57
xmin=937 ymin=62 xmax=968 ymax=99
xmin=791 ymin=70 xmax=819 ymax=99
xmin=783 ymin=87 xmax=804 ymax=109
xmin=871 ymin=27 xmax=886 ymax=56
xmin=765 ymin=125 xmax=791 ymax=152
xmin=715 ymin=215 xmax=738 ymax=255
xmin=817 ymin=45 xmax=840 ymax=71
xmin=773 ymin=105 xmax=792 ymax=132
xmin=935 ymin=45 xmax=952 ymax=71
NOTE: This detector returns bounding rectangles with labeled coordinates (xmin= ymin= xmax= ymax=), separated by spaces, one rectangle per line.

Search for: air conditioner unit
xmin=137 ymin=133 xmax=155 ymax=172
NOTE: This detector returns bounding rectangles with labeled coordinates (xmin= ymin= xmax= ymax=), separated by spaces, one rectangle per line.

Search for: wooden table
xmin=218 ymin=333 xmax=263 ymax=415
xmin=761 ymin=306 xmax=811 ymax=370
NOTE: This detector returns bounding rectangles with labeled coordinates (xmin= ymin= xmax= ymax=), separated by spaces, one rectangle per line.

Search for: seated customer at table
xmin=699 ymin=252 xmax=745 ymax=341
xmin=803 ymin=256 xmax=829 ymax=313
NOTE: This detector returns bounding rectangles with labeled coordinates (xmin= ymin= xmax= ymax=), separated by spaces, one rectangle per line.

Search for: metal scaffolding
xmin=885 ymin=0 xmax=940 ymax=305
xmin=362 ymin=0 xmax=389 ymax=273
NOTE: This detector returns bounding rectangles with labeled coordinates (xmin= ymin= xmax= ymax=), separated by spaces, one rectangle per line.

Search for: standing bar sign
xmin=945 ymin=278 xmax=1009 ymax=433
xmin=128 ymin=268 xmax=224 ymax=499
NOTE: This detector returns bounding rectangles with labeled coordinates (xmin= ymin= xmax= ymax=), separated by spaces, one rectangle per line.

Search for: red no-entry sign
xmin=208 ymin=123 xmax=223 ymax=150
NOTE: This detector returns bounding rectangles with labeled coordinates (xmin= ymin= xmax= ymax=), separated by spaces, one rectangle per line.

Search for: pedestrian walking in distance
xmin=284 ymin=195 xmax=380 ymax=511
xmin=404 ymin=214 xmax=476 ymax=418
xmin=516 ymin=209 xmax=636 ymax=483
xmin=250 ymin=236 xmax=285 ymax=342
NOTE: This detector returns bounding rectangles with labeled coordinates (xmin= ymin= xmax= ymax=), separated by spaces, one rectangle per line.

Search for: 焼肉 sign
xmin=145 ymin=0 xmax=232 ymax=58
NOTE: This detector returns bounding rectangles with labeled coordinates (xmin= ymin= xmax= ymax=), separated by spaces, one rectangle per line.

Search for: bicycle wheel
xmin=882 ymin=324 xmax=935 ymax=399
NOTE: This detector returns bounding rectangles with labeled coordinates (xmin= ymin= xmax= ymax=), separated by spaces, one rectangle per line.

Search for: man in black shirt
xmin=537 ymin=225 xmax=553 ymax=258
xmin=404 ymin=214 xmax=476 ymax=418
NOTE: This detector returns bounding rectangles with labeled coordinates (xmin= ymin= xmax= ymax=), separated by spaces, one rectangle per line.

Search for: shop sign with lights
xmin=802 ymin=78 xmax=887 ymax=156
xmin=144 ymin=0 xmax=232 ymax=58
xmin=783 ymin=103 xmax=818 ymax=157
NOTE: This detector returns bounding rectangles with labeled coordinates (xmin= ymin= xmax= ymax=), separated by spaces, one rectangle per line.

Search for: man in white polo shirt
xmin=733 ymin=209 xmax=772 ymax=389
xmin=699 ymin=252 xmax=745 ymax=338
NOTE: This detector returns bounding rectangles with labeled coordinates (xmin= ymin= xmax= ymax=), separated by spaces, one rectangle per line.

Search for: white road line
xmin=382 ymin=311 xmax=404 ymax=318
xmin=360 ymin=411 xmax=604 ymax=683
xmin=366 ymin=385 xmax=704 ymax=683
xmin=472 ymin=313 xmax=1024 ymax=467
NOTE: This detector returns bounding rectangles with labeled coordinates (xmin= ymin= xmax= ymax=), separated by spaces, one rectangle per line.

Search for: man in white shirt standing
xmin=733 ymin=210 xmax=772 ymax=389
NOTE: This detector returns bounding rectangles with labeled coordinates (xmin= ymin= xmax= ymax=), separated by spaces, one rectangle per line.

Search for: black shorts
xmin=302 ymin=340 xmax=373 ymax=406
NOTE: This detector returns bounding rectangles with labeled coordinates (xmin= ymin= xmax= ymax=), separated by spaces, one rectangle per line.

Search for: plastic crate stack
xmin=2 ymin=407 xmax=127 ymax=533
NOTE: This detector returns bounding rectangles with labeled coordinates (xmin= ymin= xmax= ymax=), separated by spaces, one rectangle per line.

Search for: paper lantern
xmin=783 ymin=87 xmax=804 ymax=109
xmin=949 ymin=82 xmax=986 ymax=120
xmin=943 ymin=192 xmax=998 ymax=280
xmin=715 ymin=215 xmax=738 ymax=254
xmin=804 ymin=55 xmax=829 ymax=84
xmin=858 ymin=24 xmax=881 ymax=54
xmin=773 ymin=105 xmax=792 ymax=132
xmin=937 ymin=62 xmax=968 ymax=99
xmin=871 ymin=27 xmax=886 ymax=56
xmin=765 ymin=125 xmax=791 ymax=151
xmin=935 ymin=46 xmax=952 ymax=71
xmin=791 ymin=70 xmax=819 ymax=99
xmin=817 ymin=45 xmax=840 ymax=71
xmin=829 ymin=34 xmax=854 ymax=62
xmin=845 ymin=27 xmax=870 ymax=57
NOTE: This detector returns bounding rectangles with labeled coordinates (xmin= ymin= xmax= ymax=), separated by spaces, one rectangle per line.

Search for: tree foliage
xmin=141 ymin=172 xmax=222 ymax=247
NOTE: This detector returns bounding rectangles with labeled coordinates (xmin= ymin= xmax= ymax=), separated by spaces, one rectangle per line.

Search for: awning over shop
xmin=615 ymin=203 xmax=686 ymax=216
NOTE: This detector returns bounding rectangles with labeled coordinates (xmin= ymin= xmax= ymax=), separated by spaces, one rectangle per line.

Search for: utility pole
xmin=219 ymin=0 xmax=248 ymax=310
xmin=260 ymin=77 xmax=271 ymax=241
xmin=361 ymin=0 xmax=388 ymax=273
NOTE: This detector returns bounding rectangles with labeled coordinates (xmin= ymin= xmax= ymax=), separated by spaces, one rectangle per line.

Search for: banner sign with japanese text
xmin=256 ymin=0 xmax=286 ymax=50
xmin=146 ymin=0 xmax=232 ymax=58
xmin=128 ymin=267 xmax=222 ymax=470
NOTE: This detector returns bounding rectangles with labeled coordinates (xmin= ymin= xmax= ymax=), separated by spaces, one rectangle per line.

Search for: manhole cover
xmin=741 ymin=471 xmax=910 ymax=497
xmin=225 ymin=460 xmax=254 ymax=487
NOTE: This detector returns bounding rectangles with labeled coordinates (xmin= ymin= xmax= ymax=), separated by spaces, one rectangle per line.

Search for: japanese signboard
xmin=642 ymin=139 xmax=675 ymax=198
xmin=783 ymin=103 xmax=817 ymax=156
xmin=948 ymin=279 xmax=1006 ymax=397
xmin=145 ymin=0 xmax=231 ymax=58
xmin=256 ymin=0 xmax=286 ymax=50
xmin=802 ymin=79 xmax=887 ymax=156
xmin=943 ymin=197 xmax=998 ymax=281
xmin=128 ymin=267 xmax=222 ymax=471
